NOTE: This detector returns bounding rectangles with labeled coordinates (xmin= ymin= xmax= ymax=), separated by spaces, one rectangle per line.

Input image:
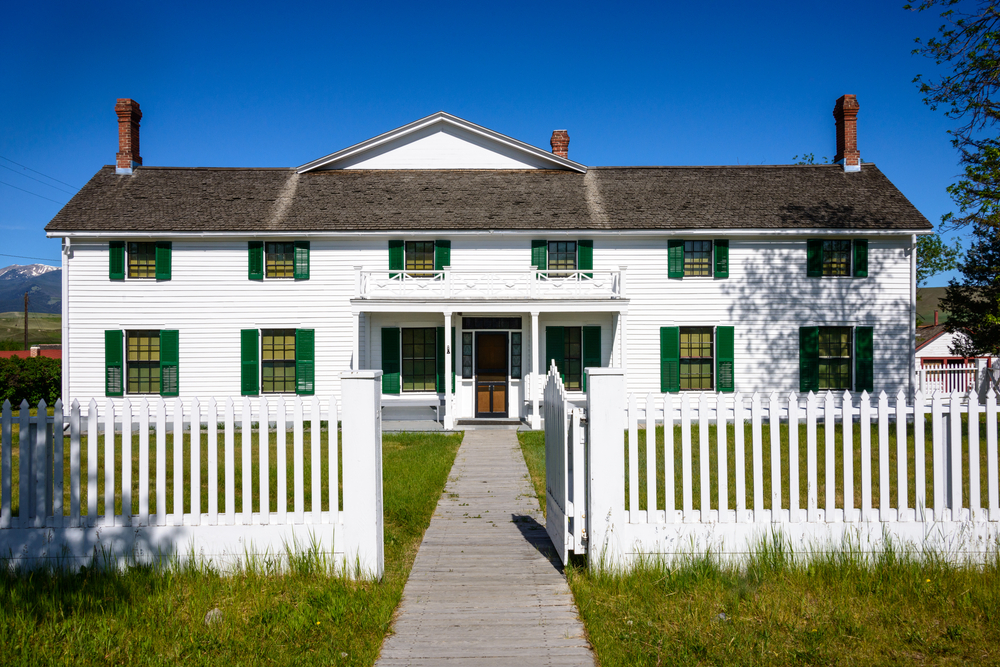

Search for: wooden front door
xmin=475 ymin=332 xmax=508 ymax=418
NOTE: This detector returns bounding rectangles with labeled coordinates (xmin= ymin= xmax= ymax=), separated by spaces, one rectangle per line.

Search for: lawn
xmin=0 ymin=430 xmax=462 ymax=666
xmin=0 ymin=311 xmax=61 ymax=347
xmin=517 ymin=427 xmax=1000 ymax=666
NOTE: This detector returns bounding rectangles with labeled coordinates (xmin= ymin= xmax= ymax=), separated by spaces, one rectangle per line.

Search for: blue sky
xmin=0 ymin=0 xmax=967 ymax=285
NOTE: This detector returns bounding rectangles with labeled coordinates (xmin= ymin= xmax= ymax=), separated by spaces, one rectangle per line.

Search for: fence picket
xmin=87 ymin=400 xmax=97 ymax=524
xmin=260 ymin=397 xmax=270 ymax=524
xmin=242 ymin=397 xmax=252 ymax=524
xmin=841 ymin=391 xmax=854 ymax=521
xmin=895 ymin=391 xmax=907 ymax=520
xmin=277 ymin=397 xmax=287 ymax=523
xmin=121 ymin=401 xmax=133 ymax=525
xmin=859 ymin=392 xmax=872 ymax=521
xmin=329 ymin=397 xmax=339 ymax=520
xmin=877 ymin=392 xmax=889 ymax=521
xmin=823 ymin=392 xmax=835 ymax=518
xmin=19 ymin=400 xmax=29 ymax=528
xmin=681 ymin=393 xmax=693 ymax=515
xmin=170 ymin=399 xmax=182 ymax=526
xmin=664 ymin=393 xmax=675 ymax=522
xmin=717 ymin=393 xmax=728 ymax=521
xmin=914 ymin=391 xmax=927 ymax=519
xmin=208 ymin=398 xmax=219 ymax=525
xmin=53 ymin=400 xmax=64 ymax=526
xmin=733 ymin=393 xmax=746 ymax=518
xmin=191 ymin=398 xmax=201 ymax=525
xmin=699 ymin=393 xmax=711 ymax=518
xmin=33 ymin=400 xmax=46 ymax=527
xmin=806 ymin=392 xmax=818 ymax=521
xmin=1 ymin=401 xmax=11 ymax=528
xmin=769 ymin=392 xmax=781 ymax=521
xmin=104 ymin=400 xmax=115 ymax=525
xmin=139 ymin=399 xmax=150 ymax=525
xmin=788 ymin=393 xmax=800 ymax=523
xmin=311 ymin=396 xmax=322 ymax=523
xmin=931 ymin=392 xmax=945 ymax=519
xmin=294 ymin=397 xmax=305 ymax=524
xmin=224 ymin=398 xmax=235 ymax=525
xmin=645 ymin=392 xmax=657 ymax=521
xmin=949 ymin=392 xmax=963 ymax=514
xmin=987 ymin=389 xmax=998 ymax=521
xmin=156 ymin=399 xmax=167 ymax=526
xmin=967 ymin=390 xmax=980 ymax=515
xmin=628 ymin=393 xmax=639 ymax=518
xmin=751 ymin=393 xmax=763 ymax=520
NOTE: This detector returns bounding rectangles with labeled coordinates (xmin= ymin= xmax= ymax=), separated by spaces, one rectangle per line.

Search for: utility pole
xmin=23 ymin=291 xmax=28 ymax=351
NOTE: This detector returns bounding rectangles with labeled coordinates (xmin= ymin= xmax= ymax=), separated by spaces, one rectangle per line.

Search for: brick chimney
xmin=115 ymin=99 xmax=142 ymax=174
xmin=833 ymin=94 xmax=860 ymax=172
xmin=550 ymin=130 xmax=569 ymax=159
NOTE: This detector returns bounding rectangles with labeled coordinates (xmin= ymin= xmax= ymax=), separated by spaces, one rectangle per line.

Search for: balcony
xmin=356 ymin=268 xmax=626 ymax=301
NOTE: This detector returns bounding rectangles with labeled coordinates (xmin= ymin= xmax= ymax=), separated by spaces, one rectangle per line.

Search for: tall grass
xmin=0 ymin=431 xmax=462 ymax=666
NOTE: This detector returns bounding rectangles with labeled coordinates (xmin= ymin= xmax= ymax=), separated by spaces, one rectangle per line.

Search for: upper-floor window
xmin=388 ymin=240 xmax=450 ymax=278
xmin=531 ymin=239 xmax=593 ymax=277
xmin=667 ymin=239 xmax=728 ymax=279
xmin=405 ymin=241 xmax=436 ymax=276
xmin=806 ymin=239 xmax=868 ymax=278
xmin=109 ymin=241 xmax=171 ymax=280
xmin=547 ymin=241 xmax=577 ymax=276
xmin=248 ymin=241 xmax=309 ymax=280
xmin=266 ymin=242 xmax=295 ymax=278
xmin=128 ymin=242 xmax=157 ymax=278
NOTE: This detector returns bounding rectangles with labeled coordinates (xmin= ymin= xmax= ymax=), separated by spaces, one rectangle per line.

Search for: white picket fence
xmin=0 ymin=371 xmax=385 ymax=575
xmin=917 ymin=363 xmax=980 ymax=395
xmin=545 ymin=364 xmax=1000 ymax=569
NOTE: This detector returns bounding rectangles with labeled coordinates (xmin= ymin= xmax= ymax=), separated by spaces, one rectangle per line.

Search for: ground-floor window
xmin=127 ymin=330 xmax=161 ymax=394
xmin=402 ymin=327 xmax=437 ymax=392
xmin=680 ymin=326 xmax=713 ymax=390
xmin=799 ymin=325 xmax=872 ymax=393
xmin=818 ymin=326 xmax=852 ymax=390
xmin=262 ymin=329 xmax=296 ymax=393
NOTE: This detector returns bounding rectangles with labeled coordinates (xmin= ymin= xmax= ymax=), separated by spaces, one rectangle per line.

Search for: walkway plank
xmin=376 ymin=429 xmax=594 ymax=666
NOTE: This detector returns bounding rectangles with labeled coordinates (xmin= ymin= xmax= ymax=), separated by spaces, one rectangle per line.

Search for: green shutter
xmin=154 ymin=242 xmax=172 ymax=280
xmin=434 ymin=240 xmax=451 ymax=271
xmin=578 ymin=240 xmax=593 ymax=278
xmin=381 ymin=327 xmax=400 ymax=394
xmin=248 ymin=242 xmax=264 ymax=280
xmin=853 ymin=239 xmax=869 ymax=278
xmin=109 ymin=241 xmax=125 ymax=281
xmin=388 ymin=240 xmax=404 ymax=278
xmin=799 ymin=327 xmax=819 ymax=393
xmin=436 ymin=326 xmax=446 ymax=393
xmin=668 ymin=240 xmax=684 ymax=279
xmin=581 ymin=326 xmax=601 ymax=391
xmin=716 ymin=326 xmax=735 ymax=392
xmin=295 ymin=328 xmax=315 ymax=395
xmin=531 ymin=240 xmax=547 ymax=271
xmin=545 ymin=326 xmax=565 ymax=381
xmin=714 ymin=239 xmax=729 ymax=279
xmin=660 ymin=327 xmax=680 ymax=393
xmin=855 ymin=326 xmax=874 ymax=393
xmin=293 ymin=241 xmax=310 ymax=280
xmin=451 ymin=327 xmax=456 ymax=391
xmin=241 ymin=329 xmax=259 ymax=396
xmin=159 ymin=330 xmax=179 ymax=396
xmin=806 ymin=239 xmax=823 ymax=277
xmin=105 ymin=330 xmax=123 ymax=396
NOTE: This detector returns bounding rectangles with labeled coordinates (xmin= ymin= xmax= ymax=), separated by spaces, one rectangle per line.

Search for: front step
xmin=455 ymin=418 xmax=525 ymax=429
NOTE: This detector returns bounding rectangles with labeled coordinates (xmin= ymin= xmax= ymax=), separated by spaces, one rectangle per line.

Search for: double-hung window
xmin=109 ymin=241 xmax=172 ymax=280
xmin=799 ymin=325 xmax=874 ymax=393
xmin=660 ymin=325 xmax=735 ymax=392
xmin=402 ymin=328 xmax=437 ymax=391
xmin=547 ymin=241 xmax=578 ymax=277
xmin=380 ymin=326 xmax=456 ymax=394
xmin=545 ymin=326 xmax=601 ymax=391
xmin=806 ymin=239 xmax=868 ymax=278
xmin=240 ymin=328 xmax=314 ymax=395
xmin=405 ymin=241 xmax=436 ymax=277
xmin=104 ymin=329 xmax=179 ymax=396
xmin=248 ymin=241 xmax=309 ymax=279
xmin=667 ymin=239 xmax=729 ymax=279
xmin=388 ymin=240 xmax=451 ymax=278
xmin=262 ymin=329 xmax=297 ymax=393
xmin=531 ymin=239 xmax=593 ymax=278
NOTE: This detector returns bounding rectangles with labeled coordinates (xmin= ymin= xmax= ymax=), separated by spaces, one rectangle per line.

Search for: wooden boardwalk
xmin=376 ymin=429 xmax=594 ymax=666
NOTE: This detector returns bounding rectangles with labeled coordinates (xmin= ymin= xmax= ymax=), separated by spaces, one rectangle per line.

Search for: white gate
xmin=543 ymin=362 xmax=587 ymax=564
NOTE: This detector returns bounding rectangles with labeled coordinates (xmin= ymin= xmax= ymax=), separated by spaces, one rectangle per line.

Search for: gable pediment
xmin=296 ymin=112 xmax=586 ymax=173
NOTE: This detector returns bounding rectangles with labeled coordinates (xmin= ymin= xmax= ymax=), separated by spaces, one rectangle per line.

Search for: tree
xmin=939 ymin=224 xmax=1000 ymax=355
xmin=909 ymin=0 xmax=1000 ymax=231
xmin=917 ymin=231 xmax=962 ymax=285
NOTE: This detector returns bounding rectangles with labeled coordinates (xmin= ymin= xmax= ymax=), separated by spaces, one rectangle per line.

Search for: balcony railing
xmin=356 ymin=268 xmax=626 ymax=300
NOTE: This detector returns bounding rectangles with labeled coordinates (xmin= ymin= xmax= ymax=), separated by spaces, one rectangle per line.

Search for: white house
xmin=46 ymin=96 xmax=931 ymax=429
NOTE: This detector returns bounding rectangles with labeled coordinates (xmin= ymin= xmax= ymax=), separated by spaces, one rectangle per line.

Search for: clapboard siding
xmin=64 ymin=234 xmax=914 ymax=408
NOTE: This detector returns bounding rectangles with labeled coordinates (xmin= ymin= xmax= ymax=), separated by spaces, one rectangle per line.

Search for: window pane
xmin=547 ymin=241 xmax=577 ymax=277
xmin=128 ymin=242 xmax=156 ymax=279
xmin=266 ymin=242 xmax=295 ymax=278
xmin=822 ymin=240 xmax=851 ymax=277
xmin=405 ymin=241 xmax=435 ymax=276
xmin=402 ymin=328 xmax=437 ymax=392
xmin=683 ymin=241 xmax=712 ymax=277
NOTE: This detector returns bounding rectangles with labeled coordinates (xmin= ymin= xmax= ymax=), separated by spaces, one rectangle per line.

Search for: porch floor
xmin=375 ymin=429 xmax=594 ymax=666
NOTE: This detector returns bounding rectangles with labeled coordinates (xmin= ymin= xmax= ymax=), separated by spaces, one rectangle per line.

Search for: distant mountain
xmin=0 ymin=264 xmax=61 ymax=314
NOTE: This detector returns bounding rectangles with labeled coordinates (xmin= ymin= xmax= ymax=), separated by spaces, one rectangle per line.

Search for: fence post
xmin=340 ymin=370 xmax=385 ymax=580
xmin=586 ymin=367 xmax=627 ymax=571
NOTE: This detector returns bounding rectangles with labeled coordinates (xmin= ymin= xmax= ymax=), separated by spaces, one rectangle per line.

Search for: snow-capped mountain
xmin=0 ymin=264 xmax=62 ymax=313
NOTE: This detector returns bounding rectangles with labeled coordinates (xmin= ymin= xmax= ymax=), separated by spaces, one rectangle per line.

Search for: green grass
xmin=518 ymin=428 xmax=1000 ymax=665
xmin=0 ymin=312 xmax=61 ymax=347
xmin=0 ymin=430 xmax=462 ymax=666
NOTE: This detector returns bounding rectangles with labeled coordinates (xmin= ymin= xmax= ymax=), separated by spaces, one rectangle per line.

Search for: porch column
xmin=531 ymin=310 xmax=540 ymax=430
xmin=444 ymin=311 xmax=454 ymax=430
xmin=619 ymin=310 xmax=628 ymax=372
xmin=352 ymin=311 xmax=361 ymax=371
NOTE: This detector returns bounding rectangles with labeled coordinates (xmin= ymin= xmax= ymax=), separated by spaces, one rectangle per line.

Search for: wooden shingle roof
xmin=45 ymin=163 xmax=931 ymax=234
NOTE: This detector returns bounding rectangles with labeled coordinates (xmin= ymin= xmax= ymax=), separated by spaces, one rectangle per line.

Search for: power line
xmin=0 ymin=253 xmax=60 ymax=262
xmin=0 ymin=180 xmax=65 ymax=205
xmin=0 ymin=155 xmax=78 ymax=189
xmin=0 ymin=163 xmax=77 ymax=196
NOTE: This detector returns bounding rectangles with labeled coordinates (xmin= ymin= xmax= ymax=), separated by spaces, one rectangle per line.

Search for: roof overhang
xmin=295 ymin=111 xmax=588 ymax=174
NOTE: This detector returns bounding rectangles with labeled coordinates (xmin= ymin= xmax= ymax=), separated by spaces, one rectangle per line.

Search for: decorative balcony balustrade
xmin=355 ymin=268 xmax=626 ymax=300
